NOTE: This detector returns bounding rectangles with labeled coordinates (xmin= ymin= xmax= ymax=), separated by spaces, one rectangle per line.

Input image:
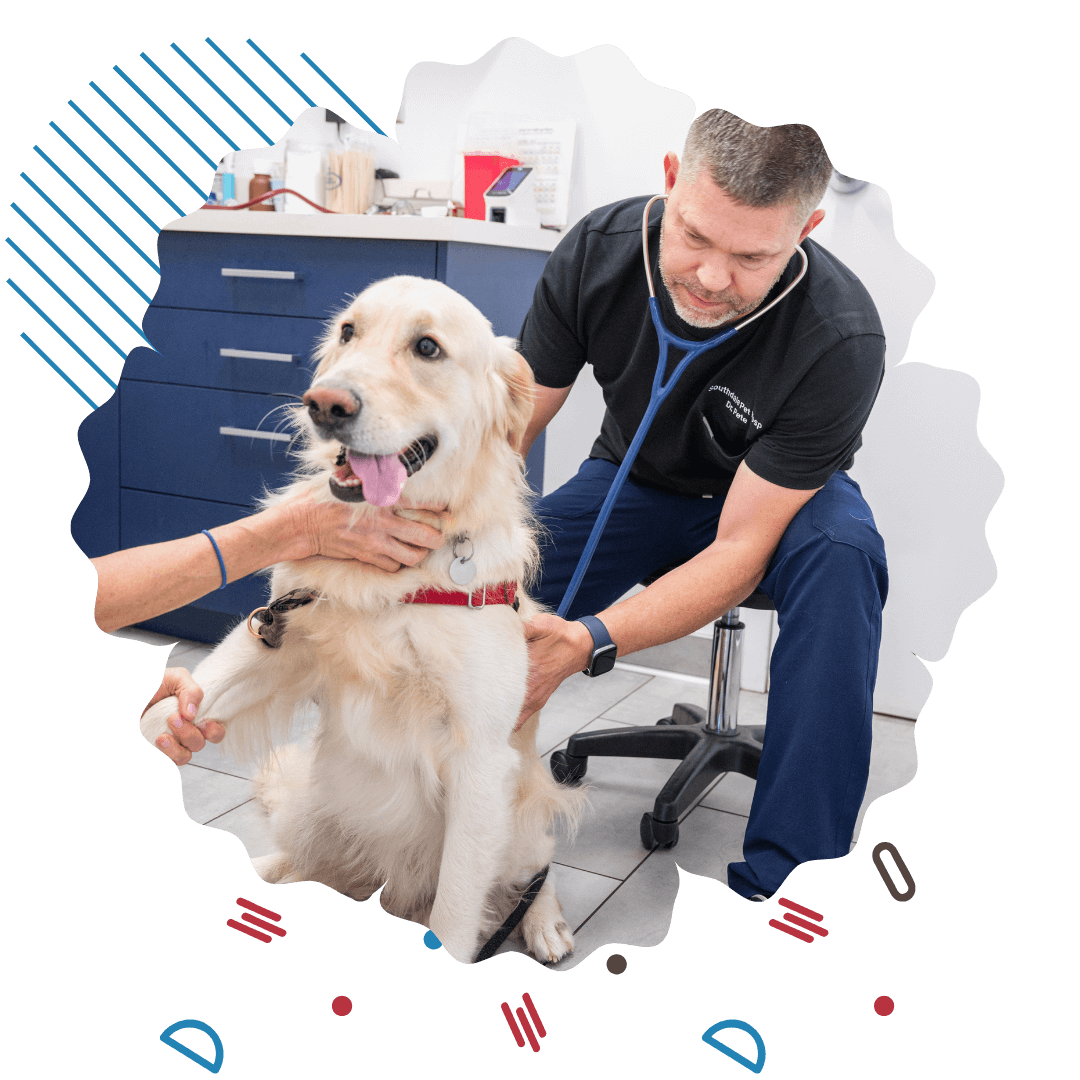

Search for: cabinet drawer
xmin=120 ymin=380 xmax=301 ymax=504
xmin=135 ymin=312 xmax=324 ymax=395
xmin=153 ymin=230 xmax=438 ymax=317
xmin=119 ymin=488 xmax=270 ymax=616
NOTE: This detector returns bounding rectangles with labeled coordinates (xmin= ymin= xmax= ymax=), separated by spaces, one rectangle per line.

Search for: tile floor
xmin=124 ymin=627 xmax=918 ymax=970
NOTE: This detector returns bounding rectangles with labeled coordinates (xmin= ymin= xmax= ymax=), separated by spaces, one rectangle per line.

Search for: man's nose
xmin=694 ymin=256 xmax=735 ymax=294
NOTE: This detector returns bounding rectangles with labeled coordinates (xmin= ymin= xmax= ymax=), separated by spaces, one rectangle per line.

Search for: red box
xmin=463 ymin=154 xmax=519 ymax=221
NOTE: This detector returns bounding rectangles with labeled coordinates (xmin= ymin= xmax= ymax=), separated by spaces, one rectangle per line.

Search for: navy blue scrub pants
xmin=533 ymin=458 xmax=889 ymax=899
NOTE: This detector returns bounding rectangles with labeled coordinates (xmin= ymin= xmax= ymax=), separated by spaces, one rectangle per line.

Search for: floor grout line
xmin=551 ymin=860 xmax=623 ymax=882
xmin=200 ymin=797 xmax=256 ymax=826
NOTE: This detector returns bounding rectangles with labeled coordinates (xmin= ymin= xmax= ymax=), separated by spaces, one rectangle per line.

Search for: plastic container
xmin=284 ymin=146 xmax=325 ymax=214
xmin=207 ymin=163 xmax=225 ymax=206
xmin=270 ymin=162 xmax=285 ymax=212
xmin=222 ymin=152 xmax=237 ymax=206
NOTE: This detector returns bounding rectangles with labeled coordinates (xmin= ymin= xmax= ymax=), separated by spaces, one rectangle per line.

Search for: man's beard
xmin=652 ymin=222 xmax=790 ymax=328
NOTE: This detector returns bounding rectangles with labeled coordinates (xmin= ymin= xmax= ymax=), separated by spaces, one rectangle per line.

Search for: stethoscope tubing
xmin=555 ymin=195 xmax=807 ymax=619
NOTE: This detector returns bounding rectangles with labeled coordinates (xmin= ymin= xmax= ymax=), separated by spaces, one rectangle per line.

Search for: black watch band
xmin=577 ymin=615 xmax=618 ymax=677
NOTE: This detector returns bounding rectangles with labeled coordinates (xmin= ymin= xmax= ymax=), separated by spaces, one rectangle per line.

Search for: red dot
xmin=874 ymin=996 xmax=894 ymax=1016
xmin=332 ymin=996 xmax=353 ymax=1016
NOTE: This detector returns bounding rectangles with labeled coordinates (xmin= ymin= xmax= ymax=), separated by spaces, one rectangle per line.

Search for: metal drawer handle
xmin=220 ymin=268 xmax=299 ymax=280
xmin=219 ymin=348 xmax=297 ymax=363
xmin=219 ymin=426 xmax=293 ymax=443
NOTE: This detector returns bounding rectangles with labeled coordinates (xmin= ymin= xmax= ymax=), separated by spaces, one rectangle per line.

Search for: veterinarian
xmin=516 ymin=109 xmax=889 ymax=901
xmin=95 ymin=489 xmax=448 ymax=764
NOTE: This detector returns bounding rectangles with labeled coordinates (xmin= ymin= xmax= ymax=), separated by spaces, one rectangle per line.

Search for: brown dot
xmin=606 ymin=953 xmax=627 ymax=974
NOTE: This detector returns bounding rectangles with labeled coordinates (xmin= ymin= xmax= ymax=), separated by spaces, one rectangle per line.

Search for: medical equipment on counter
xmin=556 ymin=194 xmax=809 ymax=618
xmin=483 ymin=166 xmax=540 ymax=228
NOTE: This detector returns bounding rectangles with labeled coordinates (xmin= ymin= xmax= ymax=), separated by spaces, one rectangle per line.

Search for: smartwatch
xmin=577 ymin=615 xmax=618 ymax=677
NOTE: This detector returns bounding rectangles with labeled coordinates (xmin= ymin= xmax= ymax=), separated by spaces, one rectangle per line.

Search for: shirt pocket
xmin=699 ymin=413 xmax=752 ymax=471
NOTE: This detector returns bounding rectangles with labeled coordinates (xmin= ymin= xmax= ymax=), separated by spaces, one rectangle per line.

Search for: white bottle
xmin=284 ymin=145 xmax=325 ymax=214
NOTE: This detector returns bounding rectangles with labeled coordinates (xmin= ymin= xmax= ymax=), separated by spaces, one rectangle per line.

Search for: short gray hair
xmin=680 ymin=109 xmax=833 ymax=226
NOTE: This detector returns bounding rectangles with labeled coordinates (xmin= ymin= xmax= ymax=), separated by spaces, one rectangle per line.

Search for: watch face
xmin=589 ymin=644 xmax=618 ymax=676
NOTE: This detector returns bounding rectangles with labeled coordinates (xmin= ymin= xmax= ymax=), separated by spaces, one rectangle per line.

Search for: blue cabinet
xmin=73 ymin=226 xmax=550 ymax=644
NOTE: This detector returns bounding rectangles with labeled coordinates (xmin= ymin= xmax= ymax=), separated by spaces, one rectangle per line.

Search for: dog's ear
xmin=493 ymin=336 xmax=535 ymax=455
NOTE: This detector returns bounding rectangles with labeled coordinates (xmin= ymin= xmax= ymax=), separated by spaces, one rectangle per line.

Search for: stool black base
xmin=550 ymin=702 xmax=764 ymax=850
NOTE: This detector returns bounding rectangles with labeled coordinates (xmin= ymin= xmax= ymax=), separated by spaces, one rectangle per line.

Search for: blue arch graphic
xmin=702 ymin=1019 xmax=766 ymax=1074
xmin=160 ymin=1019 xmax=224 ymax=1074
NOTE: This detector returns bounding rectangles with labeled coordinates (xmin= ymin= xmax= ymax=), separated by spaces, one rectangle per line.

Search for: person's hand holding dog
xmin=145 ymin=667 xmax=225 ymax=765
xmin=94 ymin=491 xmax=451 ymax=634
xmin=281 ymin=489 xmax=449 ymax=573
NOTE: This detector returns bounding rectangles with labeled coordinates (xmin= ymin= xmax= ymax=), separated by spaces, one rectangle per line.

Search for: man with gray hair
xmin=515 ymin=109 xmax=888 ymax=901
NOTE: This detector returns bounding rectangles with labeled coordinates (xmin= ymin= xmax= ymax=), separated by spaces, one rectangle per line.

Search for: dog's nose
xmin=303 ymin=386 xmax=361 ymax=432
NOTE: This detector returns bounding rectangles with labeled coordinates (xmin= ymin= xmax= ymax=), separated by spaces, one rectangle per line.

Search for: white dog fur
xmin=141 ymin=276 xmax=585 ymax=963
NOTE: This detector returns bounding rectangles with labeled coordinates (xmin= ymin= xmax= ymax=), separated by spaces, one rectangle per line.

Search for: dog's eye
xmin=415 ymin=336 xmax=441 ymax=360
xmin=340 ymin=323 xmax=354 ymax=344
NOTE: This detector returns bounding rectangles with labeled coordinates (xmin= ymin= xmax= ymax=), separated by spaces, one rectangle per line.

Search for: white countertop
xmin=164 ymin=210 xmax=561 ymax=253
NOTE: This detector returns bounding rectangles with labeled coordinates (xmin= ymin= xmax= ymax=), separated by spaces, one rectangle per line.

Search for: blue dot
xmin=423 ymin=930 xmax=442 ymax=950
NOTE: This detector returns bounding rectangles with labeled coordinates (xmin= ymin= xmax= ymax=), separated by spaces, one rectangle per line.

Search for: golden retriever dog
xmin=141 ymin=276 xmax=585 ymax=963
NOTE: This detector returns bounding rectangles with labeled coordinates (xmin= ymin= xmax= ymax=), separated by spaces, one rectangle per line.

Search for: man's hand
xmin=515 ymin=614 xmax=596 ymax=730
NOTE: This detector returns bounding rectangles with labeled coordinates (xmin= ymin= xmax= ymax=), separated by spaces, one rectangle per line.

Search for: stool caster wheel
xmin=656 ymin=716 xmax=676 ymax=726
xmin=640 ymin=813 xmax=678 ymax=850
xmin=551 ymin=750 xmax=587 ymax=785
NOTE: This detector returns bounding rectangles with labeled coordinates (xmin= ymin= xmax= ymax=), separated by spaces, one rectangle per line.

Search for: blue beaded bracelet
xmin=201 ymin=529 xmax=228 ymax=590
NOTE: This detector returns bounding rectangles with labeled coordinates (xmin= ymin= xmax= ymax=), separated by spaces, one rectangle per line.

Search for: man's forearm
xmin=515 ymin=538 xmax=770 ymax=726
xmin=520 ymin=382 xmax=573 ymax=461
xmin=92 ymin=502 xmax=305 ymax=633
xmin=595 ymin=540 xmax=768 ymax=658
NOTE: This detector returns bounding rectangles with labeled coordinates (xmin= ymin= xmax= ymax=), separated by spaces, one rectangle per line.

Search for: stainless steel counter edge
xmin=162 ymin=210 xmax=561 ymax=252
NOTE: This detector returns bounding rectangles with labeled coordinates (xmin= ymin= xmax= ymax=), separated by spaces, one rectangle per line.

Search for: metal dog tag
xmin=449 ymin=536 xmax=476 ymax=586
xmin=449 ymin=556 xmax=476 ymax=586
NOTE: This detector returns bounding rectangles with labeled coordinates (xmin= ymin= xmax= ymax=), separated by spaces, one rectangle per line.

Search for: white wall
xmin=393 ymin=38 xmax=695 ymax=231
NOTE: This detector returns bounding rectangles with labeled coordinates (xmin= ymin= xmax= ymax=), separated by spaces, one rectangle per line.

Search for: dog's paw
xmin=251 ymin=851 xmax=290 ymax=883
xmin=522 ymin=906 xmax=574 ymax=964
xmin=140 ymin=696 xmax=178 ymax=744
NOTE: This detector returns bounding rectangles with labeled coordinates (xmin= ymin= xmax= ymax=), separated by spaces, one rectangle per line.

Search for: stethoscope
xmin=556 ymin=194 xmax=809 ymax=618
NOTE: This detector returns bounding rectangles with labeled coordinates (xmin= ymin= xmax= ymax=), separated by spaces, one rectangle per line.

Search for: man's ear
xmin=493 ymin=337 xmax=535 ymax=454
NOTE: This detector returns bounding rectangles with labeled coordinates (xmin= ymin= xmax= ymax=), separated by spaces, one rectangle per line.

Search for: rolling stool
xmin=550 ymin=577 xmax=774 ymax=851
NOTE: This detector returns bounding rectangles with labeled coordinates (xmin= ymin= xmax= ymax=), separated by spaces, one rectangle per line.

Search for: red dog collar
xmin=404 ymin=582 xmax=518 ymax=610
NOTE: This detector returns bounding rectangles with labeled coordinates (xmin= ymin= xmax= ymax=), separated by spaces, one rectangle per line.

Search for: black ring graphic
xmin=872 ymin=841 xmax=916 ymax=901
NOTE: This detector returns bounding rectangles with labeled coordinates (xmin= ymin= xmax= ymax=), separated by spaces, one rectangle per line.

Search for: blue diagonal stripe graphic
xmin=8 ymin=279 xmax=118 ymax=389
xmin=20 ymin=173 xmax=153 ymax=303
xmin=7 ymin=237 xmax=131 ymax=360
xmin=68 ymin=100 xmax=186 ymax=217
xmin=33 ymin=145 xmax=159 ymax=272
xmin=21 ymin=332 xmax=98 ymax=409
xmin=113 ymin=65 xmax=216 ymax=170
xmin=170 ymin=43 xmax=272 ymax=145
xmin=48 ymin=124 xmax=162 ymax=234
xmin=205 ymin=38 xmax=292 ymax=125
xmin=28 ymin=46 xmax=388 ymax=427
xmin=246 ymin=39 xmax=315 ymax=107
xmin=299 ymin=53 xmax=385 ymax=135
xmin=91 ymin=81 xmax=206 ymax=198
xmin=11 ymin=204 xmax=150 ymax=343
xmin=141 ymin=51 xmax=239 ymax=152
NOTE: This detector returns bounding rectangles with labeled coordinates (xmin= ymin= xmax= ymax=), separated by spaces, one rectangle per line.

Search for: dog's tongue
xmin=348 ymin=451 xmax=407 ymax=506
